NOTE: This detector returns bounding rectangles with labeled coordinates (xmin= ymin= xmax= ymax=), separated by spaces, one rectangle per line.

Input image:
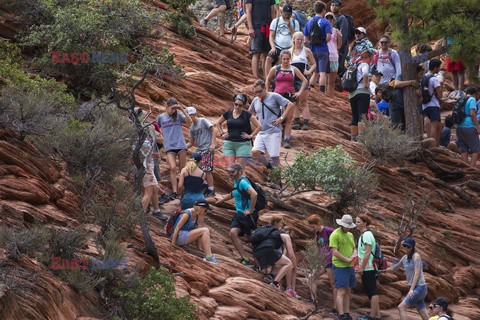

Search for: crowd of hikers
xmin=132 ymin=1 xmax=477 ymax=319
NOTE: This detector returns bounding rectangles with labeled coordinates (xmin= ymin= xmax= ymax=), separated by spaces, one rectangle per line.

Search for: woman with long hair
xmin=215 ymin=93 xmax=261 ymax=167
xmin=156 ymin=98 xmax=192 ymax=199
xmin=178 ymin=153 xmax=207 ymax=210
xmin=265 ymin=49 xmax=307 ymax=148
xmin=290 ymin=31 xmax=316 ymax=130
xmin=384 ymin=237 xmax=429 ymax=320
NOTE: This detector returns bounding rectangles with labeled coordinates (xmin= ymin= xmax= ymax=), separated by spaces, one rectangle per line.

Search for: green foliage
xmin=20 ymin=0 xmax=159 ymax=97
xmin=271 ymin=146 xmax=378 ymax=211
xmin=367 ymin=0 xmax=480 ymax=81
xmin=0 ymin=225 xmax=50 ymax=256
xmin=47 ymin=229 xmax=85 ymax=261
xmin=164 ymin=0 xmax=197 ymax=38
xmin=359 ymin=116 xmax=420 ymax=162
xmin=57 ymin=268 xmax=103 ymax=293
xmin=0 ymin=39 xmax=75 ymax=107
xmin=51 ymin=105 xmax=134 ymax=186
xmin=115 ymin=267 xmax=196 ymax=320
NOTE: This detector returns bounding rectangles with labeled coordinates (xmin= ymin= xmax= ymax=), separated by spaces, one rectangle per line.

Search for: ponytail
xmin=185 ymin=159 xmax=198 ymax=174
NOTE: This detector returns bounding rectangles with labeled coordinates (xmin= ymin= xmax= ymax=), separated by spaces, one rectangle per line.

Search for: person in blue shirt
xmin=440 ymin=115 xmax=454 ymax=148
xmin=216 ymin=163 xmax=258 ymax=265
xmin=303 ymin=1 xmax=331 ymax=92
xmin=456 ymin=86 xmax=480 ymax=167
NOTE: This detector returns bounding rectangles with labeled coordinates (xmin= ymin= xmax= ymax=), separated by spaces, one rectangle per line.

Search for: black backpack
xmin=360 ymin=231 xmax=388 ymax=271
xmin=343 ymin=14 xmax=355 ymax=41
xmin=451 ymin=96 xmax=470 ymax=124
xmin=341 ymin=64 xmax=360 ymax=92
xmin=233 ymin=177 xmax=267 ymax=212
xmin=308 ymin=17 xmax=325 ymax=45
xmin=250 ymin=225 xmax=277 ymax=246
xmin=420 ymin=74 xmax=435 ymax=104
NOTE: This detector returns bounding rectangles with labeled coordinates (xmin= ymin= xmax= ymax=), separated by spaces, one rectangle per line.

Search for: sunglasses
xmin=402 ymin=244 xmax=412 ymax=248
xmin=253 ymin=88 xmax=263 ymax=94
xmin=234 ymin=102 xmax=244 ymax=107
xmin=380 ymin=41 xmax=389 ymax=44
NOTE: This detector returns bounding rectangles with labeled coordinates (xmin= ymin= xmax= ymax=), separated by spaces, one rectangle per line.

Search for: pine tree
xmin=367 ymin=0 xmax=480 ymax=138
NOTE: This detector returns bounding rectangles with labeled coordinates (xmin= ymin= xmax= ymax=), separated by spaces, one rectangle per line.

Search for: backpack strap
xmin=261 ymin=98 xmax=282 ymax=119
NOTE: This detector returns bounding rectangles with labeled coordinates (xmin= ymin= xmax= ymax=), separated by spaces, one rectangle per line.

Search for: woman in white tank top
xmin=290 ymin=31 xmax=316 ymax=130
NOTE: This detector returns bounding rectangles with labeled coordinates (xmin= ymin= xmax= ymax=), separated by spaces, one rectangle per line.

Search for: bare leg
xmin=470 ymin=151 xmax=479 ymax=167
xmin=251 ymin=53 xmax=260 ymax=79
xmin=283 ymin=103 xmax=296 ymax=137
xmin=458 ymin=70 xmax=465 ymax=91
xmin=319 ymin=71 xmax=327 ymax=89
xmin=205 ymin=172 xmax=214 ymax=188
xmin=166 ymin=152 xmax=178 ymax=193
xmin=461 ymin=152 xmax=469 ymax=164
xmin=452 ymin=70 xmax=459 ymax=91
xmin=229 ymin=228 xmax=247 ymax=258
xmin=204 ymin=5 xmax=226 ymax=21
xmin=327 ymin=70 xmax=338 ymax=97
xmin=326 ymin=267 xmax=337 ymax=309
xmin=188 ymin=227 xmax=212 ymax=256
xmin=343 ymin=287 xmax=351 ymax=314
xmin=273 ymin=255 xmax=293 ymax=285
xmin=151 ymin=185 xmax=160 ymax=211
xmin=142 ymin=185 xmax=154 ymax=210
xmin=178 ymin=149 xmax=187 ymax=169
xmin=418 ymin=308 xmax=430 ymax=320
xmin=397 ymin=301 xmax=409 ymax=320
xmin=336 ymin=287 xmax=347 ymax=315
xmin=370 ymin=294 xmax=380 ymax=318
xmin=264 ymin=56 xmax=274 ymax=79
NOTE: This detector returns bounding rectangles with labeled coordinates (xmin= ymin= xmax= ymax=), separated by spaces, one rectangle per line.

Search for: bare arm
xmin=293 ymin=66 xmax=307 ymax=97
xmin=336 ymin=29 xmax=342 ymax=48
xmin=171 ymin=213 xmax=189 ymax=247
xmin=394 ymin=79 xmax=418 ymax=89
xmin=386 ymin=255 xmax=404 ymax=272
xmin=216 ymin=192 xmax=233 ymax=204
xmin=246 ymin=3 xmax=254 ymax=37
xmin=215 ymin=115 xmax=226 ymax=138
xmin=178 ymin=106 xmax=192 ymax=124
xmin=434 ymin=85 xmax=443 ymax=100
xmin=326 ymin=32 xmax=332 ymax=43
xmin=305 ymin=48 xmax=316 ymax=76
xmin=410 ymin=253 xmax=422 ymax=290
xmin=209 ymin=125 xmax=217 ymax=152
xmin=471 ymin=107 xmax=480 ymax=132
xmin=249 ymin=115 xmax=263 ymax=137
xmin=265 ymin=66 xmax=276 ymax=92
xmin=331 ymin=247 xmax=353 ymax=263
xmin=244 ymin=186 xmax=258 ymax=215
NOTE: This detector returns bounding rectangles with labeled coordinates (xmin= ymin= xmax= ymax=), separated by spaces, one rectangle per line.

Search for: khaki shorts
xmin=252 ymin=131 xmax=282 ymax=158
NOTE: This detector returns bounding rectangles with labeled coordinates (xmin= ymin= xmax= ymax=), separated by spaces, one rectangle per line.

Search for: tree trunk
xmin=401 ymin=54 xmax=423 ymax=139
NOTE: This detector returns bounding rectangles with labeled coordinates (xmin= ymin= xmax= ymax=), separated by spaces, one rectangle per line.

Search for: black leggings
xmin=350 ymin=93 xmax=370 ymax=126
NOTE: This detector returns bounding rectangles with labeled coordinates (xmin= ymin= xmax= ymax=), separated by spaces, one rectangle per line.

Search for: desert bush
xmin=271 ymin=146 xmax=378 ymax=211
xmin=359 ymin=116 xmax=420 ymax=163
xmin=51 ymin=105 xmax=134 ymax=188
xmin=57 ymin=268 xmax=103 ymax=293
xmin=115 ymin=267 xmax=196 ymax=320
xmin=21 ymin=0 xmax=159 ymax=97
xmin=164 ymin=0 xmax=197 ymax=38
xmin=0 ymin=86 xmax=65 ymax=141
xmin=0 ymin=225 xmax=50 ymax=257
xmin=46 ymin=229 xmax=85 ymax=261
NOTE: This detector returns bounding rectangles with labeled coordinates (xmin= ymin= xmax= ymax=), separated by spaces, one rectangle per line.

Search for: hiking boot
xmin=283 ymin=139 xmax=291 ymax=149
xmin=292 ymin=118 xmax=301 ymax=130
xmin=152 ymin=210 xmax=168 ymax=221
xmin=158 ymin=193 xmax=171 ymax=205
xmin=302 ymin=122 xmax=310 ymax=130
xmin=200 ymin=19 xmax=208 ymax=27
xmin=285 ymin=288 xmax=301 ymax=299
xmin=330 ymin=308 xmax=339 ymax=316
xmin=204 ymin=189 xmax=216 ymax=198
xmin=203 ymin=255 xmax=219 ymax=264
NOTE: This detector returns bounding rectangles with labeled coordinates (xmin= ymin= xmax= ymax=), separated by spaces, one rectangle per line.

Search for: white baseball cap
xmin=355 ymin=27 xmax=367 ymax=35
xmin=185 ymin=106 xmax=197 ymax=115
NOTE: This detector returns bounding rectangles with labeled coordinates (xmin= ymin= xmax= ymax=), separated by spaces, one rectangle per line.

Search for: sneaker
xmin=200 ymin=19 xmax=208 ymax=27
xmin=302 ymin=123 xmax=309 ymax=130
xmin=307 ymin=299 xmax=318 ymax=305
xmin=251 ymin=265 xmax=261 ymax=272
xmin=262 ymin=273 xmax=274 ymax=283
xmin=239 ymin=257 xmax=251 ymax=266
xmin=283 ymin=139 xmax=291 ymax=149
xmin=285 ymin=288 xmax=301 ymax=299
xmin=204 ymin=189 xmax=216 ymax=198
xmin=203 ymin=255 xmax=219 ymax=264
xmin=270 ymin=281 xmax=281 ymax=290
xmin=158 ymin=193 xmax=171 ymax=205
xmin=152 ymin=210 xmax=168 ymax=221
xmin=330 ymin=309 xmax=339 ymax=316
xmin=343 ymin=314 xmax=353 ymax=320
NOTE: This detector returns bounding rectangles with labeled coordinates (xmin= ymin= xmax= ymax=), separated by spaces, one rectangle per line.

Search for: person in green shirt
xmin=329 ymin=214 xmax=357 ymax=320
xmin=356 ymin=214 xmax=381 ymax=320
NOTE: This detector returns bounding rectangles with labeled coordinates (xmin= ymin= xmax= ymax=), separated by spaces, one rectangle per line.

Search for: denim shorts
xmin=173 ymin=230 xmax=190 ymax=246
xmin=403 ymin=284 xmax=427 ymax=311
xmin=333 ymin=266 xmax=356 ymax=288
xmin=314 ymin=51 xmax=330 ymax=73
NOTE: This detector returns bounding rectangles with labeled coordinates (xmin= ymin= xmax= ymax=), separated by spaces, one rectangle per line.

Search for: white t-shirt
xmin=422 ymin=72 xmax=441 ymax=109
xmin=270 ymin=17 xmax=299 ymax=50
xmin=356 ymin=63 xmax=370 ymax=89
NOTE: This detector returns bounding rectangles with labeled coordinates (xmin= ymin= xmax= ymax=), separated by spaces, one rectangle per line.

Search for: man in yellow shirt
xmin=329 ymin=214 xmax=357 ymax=320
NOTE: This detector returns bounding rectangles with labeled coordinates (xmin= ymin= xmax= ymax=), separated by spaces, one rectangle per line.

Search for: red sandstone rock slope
xmin=1 ymin=1 xmax=480 ymax=319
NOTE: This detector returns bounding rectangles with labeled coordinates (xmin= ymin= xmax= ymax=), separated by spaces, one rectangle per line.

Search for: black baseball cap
xmin=332 ymin=0 xmax=343 ymax=6
xmin=282 ymin=4 xmax=293 ymax=14
xmin=194 ymin=199 xmax=212 ymax=210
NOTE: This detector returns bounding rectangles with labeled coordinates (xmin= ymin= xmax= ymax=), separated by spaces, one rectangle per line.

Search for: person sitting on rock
xmin=384 ymin=237 xmax=429 ymax=320
xmin=216 ymin=163 xmax=258 ymax=265
xmin=252 ymin=215 xmax=298 ymax=298
xmin=185 ymin=106 xmax=217 ymax=198
xmin=306 ymin=214 xmax=337 ymax=314
xmin=178 ymin=153 xmax=207 ymax=210
xmin=170 ymin=200 xmax=219 ymax=264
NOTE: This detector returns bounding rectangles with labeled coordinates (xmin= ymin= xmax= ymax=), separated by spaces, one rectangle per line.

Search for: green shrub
xmin=21 ymin=0 xmax=159 ymax=97
xmin=115 ymin=267 xmax=196 ymax=320
xmin=0 ymin=225 xmax=50 ymax=256
xmin=271 ymin=145 xmax=378 ymax=211
xmin=164 ymin=0 xmax=197 ymax=38
xmin=359 ymin=116 xmax=420 ymax=163
xmin=57 ymin=268 xmax=103 ymax=293
xmin=47 ymin=229 xmax=85 ymax=261
xmin=51 ymin=105 xmax=134 ymax=186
